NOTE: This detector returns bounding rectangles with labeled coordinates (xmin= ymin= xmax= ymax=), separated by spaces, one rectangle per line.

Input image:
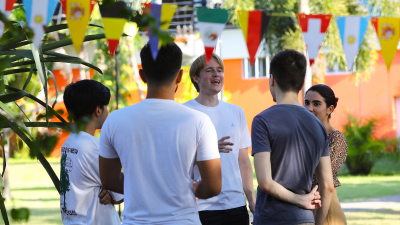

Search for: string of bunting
xmin=1 ymin=1 xmax=400 ymax=71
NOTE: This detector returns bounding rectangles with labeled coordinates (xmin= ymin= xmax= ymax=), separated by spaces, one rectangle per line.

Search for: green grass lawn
xmin=1 ymin=156 xmax=400 ymax=224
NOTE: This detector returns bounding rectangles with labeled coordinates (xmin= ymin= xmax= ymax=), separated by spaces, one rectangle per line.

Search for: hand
xmin=218 ymin=136 xmax=234 ymax=153
xmin=248 ymin=201 xmax=256 ymax=215
xmin=193 ymin=181 xmax=200 ymax=201
xmin=99 ymin=189 xmax=112 ymax=205
xmin=299 ymin=185 xmax=321 ymax=209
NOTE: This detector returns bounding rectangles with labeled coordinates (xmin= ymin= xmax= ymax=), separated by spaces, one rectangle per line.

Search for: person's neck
xmin=195 ymin=92 xmax=219 ymax=107
xmin=275 ymin=91 xmax=301 ymax=106
xmin=84 ymin=121 xmax=97 ymax=136
xmin=146 ymin=85 xmax=175 ymax=100
xmin=323 ymin=121 xmax=336 ymax=134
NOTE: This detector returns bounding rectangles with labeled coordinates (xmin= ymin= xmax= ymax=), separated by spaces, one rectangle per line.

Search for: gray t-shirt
xmin=251 ymin=104 xmax=329 ymax=225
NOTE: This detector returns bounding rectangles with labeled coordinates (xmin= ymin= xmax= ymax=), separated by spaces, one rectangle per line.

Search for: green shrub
xmin=343 ymin=115 xmax=390 ymax=175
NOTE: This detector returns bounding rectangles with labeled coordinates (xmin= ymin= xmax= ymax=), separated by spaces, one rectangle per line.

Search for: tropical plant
xmin=343 ymin=115 xmax=390 ymax=175
xmin=0 ymin=2 xmax=168 ymax=224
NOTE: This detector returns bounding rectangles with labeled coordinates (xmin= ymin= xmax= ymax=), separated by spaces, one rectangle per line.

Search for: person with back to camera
xmin=304 ymin=84 xmax=348 ymax=225
xmin=252 ymin=49 xmax=335 ymax=225
xmin=60 ymin=80 xmax=124 ymax=225
xmin=98 ymin=42 xmax=222 ymax=225
xmin=184 ymin=53 xmax=255 ymax=225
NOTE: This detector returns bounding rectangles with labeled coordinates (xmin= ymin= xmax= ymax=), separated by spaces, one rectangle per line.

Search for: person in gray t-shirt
xmin=252 ymin=50 xmax=335 ymax=225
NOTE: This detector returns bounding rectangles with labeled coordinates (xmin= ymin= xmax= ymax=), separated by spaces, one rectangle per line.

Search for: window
xmin=326 ymin=61 xmax=354 ymax=75
xmin=243 ymin=56 xmax=270 ymax=79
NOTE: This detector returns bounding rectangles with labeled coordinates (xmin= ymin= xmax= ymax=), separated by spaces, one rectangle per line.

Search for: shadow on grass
xmin=344 ymin=208 xmax=400 ymax=213
xmin=12 ymin=186 xmax=57 ymax=192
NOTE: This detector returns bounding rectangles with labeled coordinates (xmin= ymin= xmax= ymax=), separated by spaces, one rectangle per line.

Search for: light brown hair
xmin=189 ymin=54 xmax=224 ymax=92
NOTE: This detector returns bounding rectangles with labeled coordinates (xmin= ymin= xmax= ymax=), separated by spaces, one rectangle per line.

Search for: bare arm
xmin=99 ymin=156 xmax=124 ymax=194
xmin=238 ymin=148 xmax=256 ymax=214
xmin=254 ymin=152 xmax=321 ymax=209
xmin=194 ymin=158 xmax=222 ymax=199
xmin=314 ymin=156 xmax=335 ymax=225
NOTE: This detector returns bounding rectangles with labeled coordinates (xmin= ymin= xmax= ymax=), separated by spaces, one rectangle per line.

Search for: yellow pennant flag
xmin=372 ymin=17 xmax=400 ymax=71
xmin=66 ymin=0 xmax=92 ymax=53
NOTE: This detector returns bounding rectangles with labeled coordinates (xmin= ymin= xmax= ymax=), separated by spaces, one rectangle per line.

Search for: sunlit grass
xmin=1 ymin=156 xmax=400 ymax=224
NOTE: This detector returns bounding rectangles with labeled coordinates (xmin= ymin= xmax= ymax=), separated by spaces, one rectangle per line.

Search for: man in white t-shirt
xmin=99 ymin=42 xmax=222 ymax=225
xmin=183 ymin=54 xmax=255 ymax=225
xmin=60 ymin=80 xmax=124 ymax=225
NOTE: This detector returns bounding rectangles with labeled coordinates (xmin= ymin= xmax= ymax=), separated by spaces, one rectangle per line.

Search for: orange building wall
xmin=224 ymin=51 xmax=400 ymax=139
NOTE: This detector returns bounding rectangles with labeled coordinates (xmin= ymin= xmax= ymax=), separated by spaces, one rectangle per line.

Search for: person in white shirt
xmin=183 ymin=54 xmax=255 ymax=225
xmin=60 ymin=80 xmax=124 ymax=225
xmin=98 ymin=42 xmax=222 ymax=225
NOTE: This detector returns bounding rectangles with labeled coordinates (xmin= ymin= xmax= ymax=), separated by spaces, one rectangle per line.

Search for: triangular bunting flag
xmin=336 ymin=16 xmax=369 ymax=70
xmin=23 ymin=0 xmax=58 ymax=48
xmin=298 ymin=14 xmax=332 ymax=66
xmin=124 ymin=22 xmax=138 ymax=40
xmin=143 ymin=3 xmax=177 ymax=60
xmin=197 ymin=7 xmax=229 ymax=62
xmin=99 ymin=2 xmax=128 ymax=57
xmin=238 ymin=10 xmax=270 ymax=66
xmin=60 ymin=0 xmax=97 ymax=19
xmin=65 ymin=0 xmax=94 ymax=53
xmin=371 ymin=17 xmax=400 ymax=71
xmin=0 ymin=0 xmax=17 ymax=37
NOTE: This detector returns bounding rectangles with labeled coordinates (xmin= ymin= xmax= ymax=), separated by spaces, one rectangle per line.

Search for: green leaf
xmin=5 ymin=85 xmax=67 ymax=123
xmin=0 ymin=40 xmax=31 ymax=52
xmin=45 ymin=23 xmax=105 ymax=34
xmin=10 ymin=60 xmax=35 ymax=68
xmin=0 ymin=101 xmax=33 ymax=139
xmin=0 ymin=49 xmax=34 ymax=59
xmin=0 ymin=175 xmax=4 ymax=193
xmin=0 ymin=91 xmax=29 ymax=103
xmin=44 ymin=56 xmax=103 ymax=75
xmin=23 ymin=65 xmax=34 ymax=90
xmin=41 ymin=34 xmax=106 ymax=52
xmin=46 ymin=70 xmax=58 ymax=108
xmin=0 ymin=114 xmax=60 ymax=193
xmin=0 ymin=68 xmax=33 ymax=76
xmin=0 ymin=192 xmax=9 ymax=225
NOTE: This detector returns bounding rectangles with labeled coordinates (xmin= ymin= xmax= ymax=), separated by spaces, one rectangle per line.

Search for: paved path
xmin=341 ymin=194 xmax=400 ymax=212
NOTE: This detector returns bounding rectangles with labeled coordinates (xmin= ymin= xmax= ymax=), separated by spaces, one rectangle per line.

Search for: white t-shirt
xmin=99 ymin=99 xmax=220 ymax=225
xmin=60 ymin=132 xmax=123 ymax=225
xmin=183 ymin=99 xmax=252 ymax=211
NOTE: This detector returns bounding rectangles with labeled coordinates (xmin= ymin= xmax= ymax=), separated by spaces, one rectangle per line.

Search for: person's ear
xmin=93 ymin=106 xmax=102 ymax=118
xmin=270 ymin=74 xmax=275 ymax=87
xmin=139 ymin=69 xmax=147 ymax=83
xmin=176 ymin=69 xmax=183 ymax=84
xmin=327 ymin=105 xmax=335 ymax=116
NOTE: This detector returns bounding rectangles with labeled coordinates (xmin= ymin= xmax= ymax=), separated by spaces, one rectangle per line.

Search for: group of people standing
xmin=59 ymin=42 xmax=348 ymax=225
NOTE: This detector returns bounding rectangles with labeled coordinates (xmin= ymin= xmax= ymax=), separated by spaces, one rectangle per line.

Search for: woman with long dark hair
xmin=304 ymin=84 xmax=348 ymax=225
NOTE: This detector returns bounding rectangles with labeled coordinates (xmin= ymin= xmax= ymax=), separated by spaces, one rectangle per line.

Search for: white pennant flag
xmin=23 ymin=0 xmax=58 ymax=48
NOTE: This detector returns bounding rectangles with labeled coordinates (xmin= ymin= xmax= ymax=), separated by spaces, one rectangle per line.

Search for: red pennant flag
xmin=298 ymin=14 xmax=332 ymax=66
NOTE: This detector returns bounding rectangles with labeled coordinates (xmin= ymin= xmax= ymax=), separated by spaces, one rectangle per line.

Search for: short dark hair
xmin=63 ymin=80 xmax=110 ymax=121
xmin=306 ymin=84 xmax=338 ymax=119
xmin=270 ymin=49 xmax=307 ymax=93
xmin=140 ymin=42 xmax=182 ymax=86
